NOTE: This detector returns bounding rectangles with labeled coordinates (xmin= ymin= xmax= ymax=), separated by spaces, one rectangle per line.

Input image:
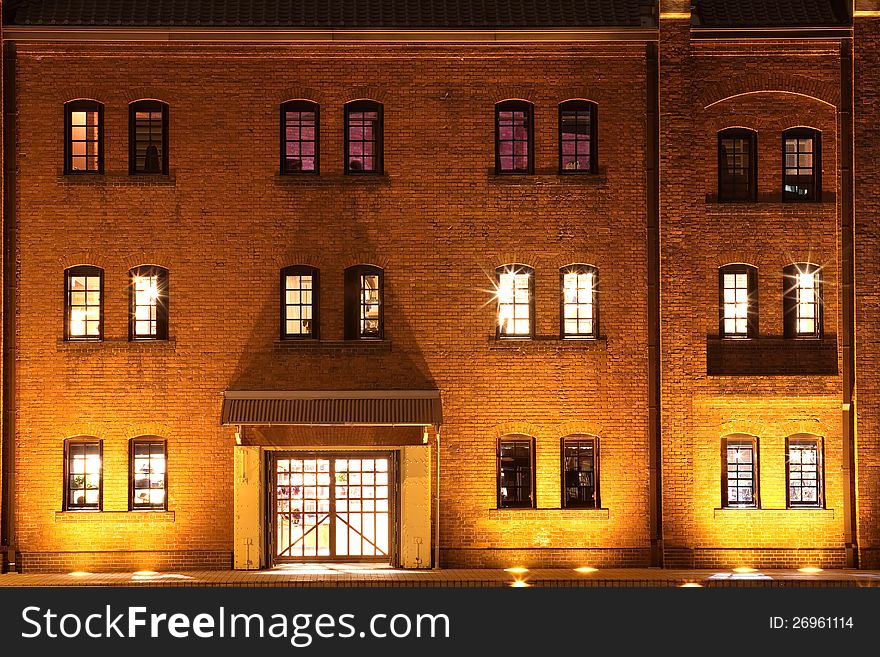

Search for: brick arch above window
xmin=490 ymin=422 xmax=541 ymax=440
xmin=58 ymin=252 xmax=112 ymax=271
xmin=57 ymin=428 xmax=109 ymax=443
xmin=700 ymin=73 xmax=839 ymax=109
xmin=343 ymin=86 xmax=389 ymax=104
xmin=490 ymin=87 xmax=537 ymax=104
xmin=556 ymin=421 xmax=604 ymax=438
xmin=123 ymin=90 xmax=173 ymax=104
xmin=277 ymin=87 xmax=325 ymax=105
xmin=271 ymin=253 xmax=325 ymax=271
xmin=778 ymin=420 xmax=830 ymax=440
xmin=774 ymin=251 xmax=835 ymax=269
xmin=123 ymin=426 xmax=174 ymax=441
xmin=340 ymin=253 xmax=391 ymax=270
xmin=717 ymin=421 xmax=766 ymax=440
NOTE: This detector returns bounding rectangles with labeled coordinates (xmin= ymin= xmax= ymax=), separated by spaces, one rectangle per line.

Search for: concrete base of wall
xmin=663 ymin=547 xmax=847 ymax=569
xmin=19 ymin=550 xmax=233 ymax=573
xmin=441 ymin=548 xmax=652 ymax=568
xmin=857 ymin=547 xmax=880 ymax=569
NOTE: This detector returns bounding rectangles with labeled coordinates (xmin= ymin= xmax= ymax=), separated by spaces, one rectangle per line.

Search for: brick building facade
xmin=0 ymin=0 xmax=876 ymax=572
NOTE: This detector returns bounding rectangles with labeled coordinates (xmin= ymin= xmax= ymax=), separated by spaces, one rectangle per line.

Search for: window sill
xmin=57 ymin=337 xmax=177 ymax=352
xmin=488 ymin=336 xmax=607 ymax=351
xmin=59 ymin=172 xmax=177 ymax=186
xmin=55 ymin=510 xmax=176 ymax=522
xmin=487 ymin=168 xmax=608 ymax=185
xmin=704 ymin=199 xmax=836 ymax=212
xmin=274 ymin=339 xmax=391 ymax=353
xmin=713 ymin=508 xmax=833 ymax=518
xmin=274 ymin=173 xmax=390 ymax=187
xmin=489 ymin=507 xmax=610 ymax=519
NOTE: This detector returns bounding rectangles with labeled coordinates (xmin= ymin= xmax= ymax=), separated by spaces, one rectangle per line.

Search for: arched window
xmin=719 ymin=264 xmax=758 ymax=338
xmin=562 ymin=435 xmax=599 ymax=508
xmin=130 ymin=437 xmax=168 ymax=510
xmin=495 ymin=100 xmax=534 ymax=174
xmin=345 ymin=101 xmax=383 ymax=174
xmin=783 ymin=128 xmax=821 ymax=201
xmin=345 ymin=265 xmax=384 ymax=339
xmin=786 ymin=434 xmax=824 ymax=509
xmin=64 ymin=437 xmax=103 ymax=511
xmin=718 ymin=128 xmax=757 ymax=201
xmin=281 ymin=265 xmax=319 ymax=339
xmin=783 ymin=263 xmax=822 ymax=339
xmin=722 ymin=434 xmax=759 ymax=509
xmin=558 ymin=100 xmax=597 ymax=173
xmin=65 ymin=100 xmax=103 ymax=174
xmin=496 ymin=264 xmax=534 ymax=338
xmin=561 ymin=264 xmax=598 ymax=339
xmin=64 ymin=265 xmax=103 ymax=340
xmin=129 ymin=266 xmax=169 ymax=340
xmin=281 ymin=100 xmax=319 ymax=174
xmin=129 ymin=100 xmax=169 ymax=174
xmin=497 ymin=435 xmax=535 ymax=508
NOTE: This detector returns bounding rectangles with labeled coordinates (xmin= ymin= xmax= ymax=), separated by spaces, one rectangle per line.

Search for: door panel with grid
xmin=273 ymin=453 xmax=392 ymax=562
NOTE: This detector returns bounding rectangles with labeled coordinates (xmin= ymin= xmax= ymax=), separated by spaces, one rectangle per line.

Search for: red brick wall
xmin=10 ymin=40 xmax=652 ymax=570
xmin=659 ymin=20 xmax=848 ymax=568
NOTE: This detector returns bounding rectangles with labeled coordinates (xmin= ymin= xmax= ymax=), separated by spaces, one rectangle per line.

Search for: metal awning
xmin=221 ymin=390 xmax=442 ymax=427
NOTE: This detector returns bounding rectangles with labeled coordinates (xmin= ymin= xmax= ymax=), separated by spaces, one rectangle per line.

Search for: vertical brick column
xmin=854 ymin=2 xmax=880 ymax=568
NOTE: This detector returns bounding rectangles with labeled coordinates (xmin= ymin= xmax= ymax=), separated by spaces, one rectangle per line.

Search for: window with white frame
xmin=496 ymin=265 xmax=534 ymax=338
xmin=787 ymin=436 xmax=823 ymax=508
xmin=561 ymin=265 xmax=598 ymax=338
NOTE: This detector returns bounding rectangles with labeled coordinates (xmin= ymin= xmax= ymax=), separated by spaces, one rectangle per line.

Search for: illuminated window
xmin=345 ymin=265 xmax=384 ymax=340
xmin=64 ymin=439 xmax=102 ymax=511
xmin=129 ymin=100 xmax=168 ymax=174
xmin=562 ymin=436 xmax=598 ymax=508
xmin=722 ymin=436 xmax=759 ymax=508
xmin=718 ymin=128 xmax=756 ymax=201
xmin=787 ymin=436 xmax=823 ymax=509
xmin=783 ymin=128 xmax=820 ymax=201
xmin=495 ymin=100 xmax=533 ymax=174
xmin=281 ymin=100 xmax=319 ymax=174
xmin=345 ymin=101 xmax=383 ymax=174
xmin=561 ymin=265 xmax=598 ymax=338
xmin=129 ymin=266 xmax=168 ymax=340
xmin=497 ymin=265 xmax=534 ymax=338
xmin=65 ymin=100 xmax=103 ymax=174
xmin=130 ymin=438 xmax=167 ymax=510
xmin=559 ymin=100 xmax=597 ymax=173
xmin=281 ymin=265 xmax=319 ymax=339
xmin=784 ymin=263 xmax=822 ymax=339
xmin=64 ymin=266 xmax=103 ymax=341
xmin=498 ymin=436 xmax=534 ymax=508
xmin=719 ymin=264 xmax=757 ymax=338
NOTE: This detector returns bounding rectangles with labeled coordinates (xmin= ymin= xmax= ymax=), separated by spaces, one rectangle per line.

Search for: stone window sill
xmin=488 ymin=336 xmax=607 ymax=351
xmin=489 ymin=507 xmax=610 ymax=519
xmin=55 ymin=510 xmax=175 ymax=522
xmin=59 ymin=172 xmax=177 ymax=186
xmin=274 ymin=173 xmax=390 ymax=187
xmin=274 ymin=339 xmax=391 ymax=353
xmin=713 ymin=508 xmax=833 ymax=518
xmin=487 ymin=167 xmax=608 ymax=185
xmin=57 ymin=337 xmax=177 ymax=352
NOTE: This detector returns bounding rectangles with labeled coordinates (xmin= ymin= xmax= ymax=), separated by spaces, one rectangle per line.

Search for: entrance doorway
xmin=271 ymin=453 xmax=394 ymax=562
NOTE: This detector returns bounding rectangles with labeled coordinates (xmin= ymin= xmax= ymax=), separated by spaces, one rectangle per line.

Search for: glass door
xmin=273 ymin=453 xmax=392 ymax=562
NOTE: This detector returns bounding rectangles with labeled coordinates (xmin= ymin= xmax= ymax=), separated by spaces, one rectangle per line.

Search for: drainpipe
xmin=839 ymin=38 xmax=858 ymax=569
xmin=433 ymin=427 xmax=441 ymax=569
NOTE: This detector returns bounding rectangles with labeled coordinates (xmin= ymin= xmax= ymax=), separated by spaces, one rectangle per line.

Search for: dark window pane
xmin=499 ymin=439 xmax=532 ymax=508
